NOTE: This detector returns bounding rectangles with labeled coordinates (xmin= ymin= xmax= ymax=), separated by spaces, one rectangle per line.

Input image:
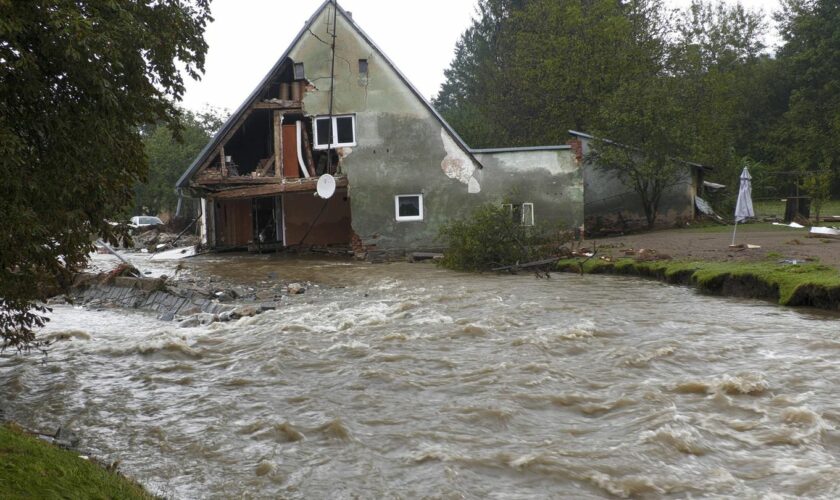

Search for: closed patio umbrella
xmin=731 ymin=166 xmax=754 ymax=246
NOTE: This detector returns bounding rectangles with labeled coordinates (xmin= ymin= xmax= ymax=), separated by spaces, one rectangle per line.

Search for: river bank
xmin=563 ymin=223 xmax=840 ymax=312
xmin=557 ymin=258 xmax=840 ymax=311
xmin=0 ymin=423 xmax=153 ymax=499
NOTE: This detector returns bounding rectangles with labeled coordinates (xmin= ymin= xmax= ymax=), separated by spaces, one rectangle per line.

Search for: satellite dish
xmin=316 ymin=174 xmax=336 ymax=199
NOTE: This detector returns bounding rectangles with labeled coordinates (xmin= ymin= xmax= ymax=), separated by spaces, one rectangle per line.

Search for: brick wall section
xmin=567 ymin=138 xmax=584 ymax=163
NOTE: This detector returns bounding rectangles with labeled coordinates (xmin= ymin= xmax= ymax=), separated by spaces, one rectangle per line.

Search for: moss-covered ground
xmin=557 ymin=257 xmax=840 ymax=310
xmin=0 ymin=423 xmax=154 ymax=499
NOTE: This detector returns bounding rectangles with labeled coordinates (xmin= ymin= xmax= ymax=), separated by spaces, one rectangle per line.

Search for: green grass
xmin=558 ymin=257 xmax=840 ymax=308
xmin=753 ymin=199 xmax=840 ymax=219
xmin=0 ymin=423 xmax=155 ymax=500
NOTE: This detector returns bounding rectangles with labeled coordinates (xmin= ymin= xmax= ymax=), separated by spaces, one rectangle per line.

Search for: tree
xmin=669 ymin=0 xmax=769 ymax=186
xmin=585 ymin=0 xmax=696 ymax=228
xmin=590 ymin=77 xmax=694 ymax=228
xmin=497 ymin=0 xmax=655 ymax=145
xmin=773 ymin=0 xmax=840 ymax=198
xmin=0 ymin=1 xmax=211 ymax=349
xmin=801 ymin=167 xmax=834 ymax=223
xmin=434 ymin=0 xmax=521 ymax=148
xmin=434 ymin=0 xmax=673 ymax=148
xmin=134 ymin=108 xmax=225 ymax=218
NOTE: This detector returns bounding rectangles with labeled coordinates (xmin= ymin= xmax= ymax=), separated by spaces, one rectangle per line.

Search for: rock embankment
xmin=59 ymin=272 xmax=309 ymax=327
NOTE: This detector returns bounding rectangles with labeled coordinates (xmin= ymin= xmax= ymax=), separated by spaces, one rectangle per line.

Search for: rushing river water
xmin=3 ymin=255 xmax=840 ymax=498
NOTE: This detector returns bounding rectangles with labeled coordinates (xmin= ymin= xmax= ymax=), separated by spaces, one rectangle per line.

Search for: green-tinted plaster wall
xmin=289 ymin=7 xmax=486 ymax=252
xmin=288 ymin=7 xmax=583 ymax=253
xmin=576 ymin=136 xmax=695 ymax=233
xmin=473 ymin=149 xmax=583 ymax=229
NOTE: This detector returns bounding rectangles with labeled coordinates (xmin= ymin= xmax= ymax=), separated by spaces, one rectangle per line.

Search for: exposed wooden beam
xmin=273 ymin=110 xmax=282 ymax=179
xmin=195 ymin=108 xmax=254 ymax=176
xmin=197 ymin=177 xmax=283 ymax=186
xmin=255 ymin=157 xmax=275 ymax=177
xmin=209 ymin=176 xmax=348 ymax=200
xmin=219 ymin=146 xmax=225 ymax=176
xmin=254 ymin=101 xmax=303 ymax=110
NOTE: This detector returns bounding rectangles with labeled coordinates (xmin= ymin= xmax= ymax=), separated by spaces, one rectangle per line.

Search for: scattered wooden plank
xmin=492 ymin=257 xmax=560 ymax=272
xmin=409 ymin=252 xmax=443 ymax=262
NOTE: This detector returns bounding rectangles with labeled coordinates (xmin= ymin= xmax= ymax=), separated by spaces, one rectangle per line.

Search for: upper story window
xmin=358 ymin=59 xmax=368 ymax=77
xmin=293 ymin=62 xmax=305 ymax=80
xmin=313 ymin=114 xmax=356 ymax=150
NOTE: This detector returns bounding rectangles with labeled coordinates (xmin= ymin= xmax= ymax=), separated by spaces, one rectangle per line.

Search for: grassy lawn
xmin=0 ymin=423 xmax=154 ymax=499
xmin=558 ymin=257 xmax=840 ymax=308
xmin=753 ymin=199 xmax=840 ymax=219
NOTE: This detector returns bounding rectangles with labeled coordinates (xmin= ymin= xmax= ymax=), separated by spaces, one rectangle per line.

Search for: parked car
xmin=129 ymin=216 xmax=163 ymax=228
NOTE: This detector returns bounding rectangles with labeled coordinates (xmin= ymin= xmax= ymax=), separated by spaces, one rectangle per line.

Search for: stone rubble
xmin=59 ymin=270 xmax=314 ymax=326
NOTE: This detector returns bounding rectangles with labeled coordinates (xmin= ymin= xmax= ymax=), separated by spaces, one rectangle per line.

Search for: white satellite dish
xmin=316 ymin=174 xmax=336 ymax=199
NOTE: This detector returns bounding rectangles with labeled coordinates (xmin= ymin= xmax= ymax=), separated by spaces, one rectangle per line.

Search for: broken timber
xmin=492 ymin=257 xmax=560 ymax=273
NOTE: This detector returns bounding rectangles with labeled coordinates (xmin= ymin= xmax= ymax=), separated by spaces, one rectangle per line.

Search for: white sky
xmin=180 ymin=0 xmax=782 ymax=114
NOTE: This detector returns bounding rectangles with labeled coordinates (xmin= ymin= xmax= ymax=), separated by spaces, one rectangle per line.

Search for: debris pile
xmin=59 ymin=269 xmax=317 ymax=327
xmin=130 ymin=225 xmax=200 ymax=253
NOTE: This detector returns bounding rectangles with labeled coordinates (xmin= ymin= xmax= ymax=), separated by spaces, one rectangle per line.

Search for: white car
xmin=129 ymin=216 xmax=163 ymax=228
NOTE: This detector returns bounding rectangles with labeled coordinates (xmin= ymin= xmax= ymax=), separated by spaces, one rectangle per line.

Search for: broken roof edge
xmin=567 ymin=129 xmax=714 ymax=171
xmin=177 ymin=0 xmax=481 ymax=190
xmin=470 ymin=145 xmax=572 ymax=154
xmin=176 ymin=0 xmax=332 ymax=189
xmin=568 ymin=130 xmax=594 ymax=140
xmin=337 ymin=2 xmax=481 ymax=168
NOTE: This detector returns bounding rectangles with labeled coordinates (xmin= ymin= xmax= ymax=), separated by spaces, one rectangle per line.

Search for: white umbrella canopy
xmin=734 ymin=167 xmax=754 ymax=222
xmin=731 ymin=166 xmax=754 ymax=245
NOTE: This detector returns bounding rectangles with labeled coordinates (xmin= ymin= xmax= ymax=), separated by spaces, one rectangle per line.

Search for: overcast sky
xmin=180 ymin=0 xmax=782 ymax=114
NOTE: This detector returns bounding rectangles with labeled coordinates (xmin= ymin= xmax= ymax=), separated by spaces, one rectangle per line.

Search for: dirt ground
xmin=586 ymin=223 xmax=840 ymax=270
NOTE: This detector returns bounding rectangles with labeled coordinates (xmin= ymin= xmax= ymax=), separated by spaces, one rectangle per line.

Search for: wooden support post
xmin=273 ymin=111 xmax=282 ymax=179
xmin=219 ymin=146 xmax=226 ymax=177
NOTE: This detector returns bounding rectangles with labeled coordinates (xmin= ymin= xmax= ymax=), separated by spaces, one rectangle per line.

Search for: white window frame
xmin=395 ymin=194 xmax=424 ymax=222
xmin=502 ymin=203 xmax=513 ymax=218
xmin=521 ymin=203 xmax=535 ymax=226
xmin=313 ymin=114 xmax=356 ymax=150
xmin=501 ymin=202 xmax=535 ymax=226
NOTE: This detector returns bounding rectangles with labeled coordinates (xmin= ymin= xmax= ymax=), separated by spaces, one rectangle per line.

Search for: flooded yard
xmin=2 ymin=255 xmax=840 ymax=498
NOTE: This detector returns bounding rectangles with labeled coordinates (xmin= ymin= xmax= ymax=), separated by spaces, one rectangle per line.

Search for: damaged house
xmin=176 ymin=1 xmax=704 ymax=256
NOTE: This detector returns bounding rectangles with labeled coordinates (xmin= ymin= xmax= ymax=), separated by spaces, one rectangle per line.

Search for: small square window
xmin=358 ymin=59 xmax=368 ymax=76
xmin=395 ymin=194 xmax=423 ymax=221
xmin=293 ymin=62 xmax=305 ymax=80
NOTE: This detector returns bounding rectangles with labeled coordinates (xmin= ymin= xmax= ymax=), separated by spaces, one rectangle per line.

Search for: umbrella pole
xmin=731 ymin=221 xmax=738 ymax=246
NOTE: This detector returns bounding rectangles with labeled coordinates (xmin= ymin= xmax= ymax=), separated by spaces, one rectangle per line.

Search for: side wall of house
xmin=289 ymin=8 xmax=490 ymax=254
xmin=472 ymin=150 xmax=583 ymax=229
xmin=576 ymin=136 xmax=695 ymax=233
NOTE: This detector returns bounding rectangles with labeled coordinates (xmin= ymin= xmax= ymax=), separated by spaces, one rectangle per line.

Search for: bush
xmin=437 ymin=203 xmax=566 ymax=271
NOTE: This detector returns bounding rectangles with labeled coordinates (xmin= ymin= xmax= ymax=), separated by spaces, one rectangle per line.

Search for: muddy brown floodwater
xmin=3 ymin=255 xmax=840 ymax=498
